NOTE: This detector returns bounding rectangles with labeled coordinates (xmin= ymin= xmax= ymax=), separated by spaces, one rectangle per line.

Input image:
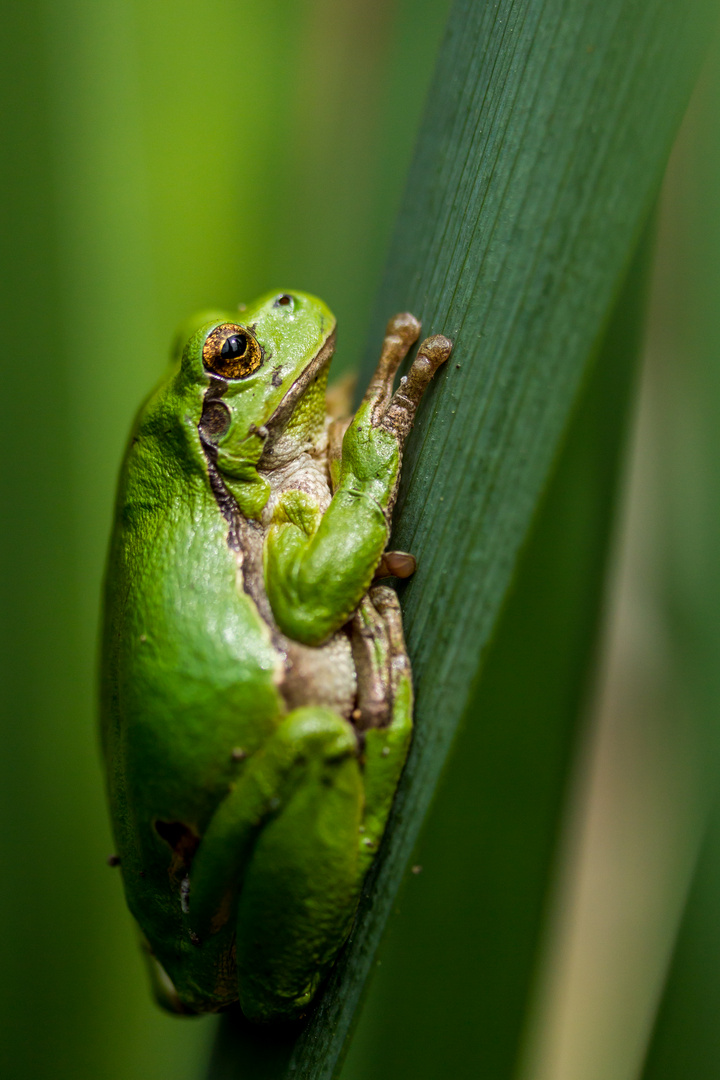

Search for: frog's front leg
xmin=265 ymin=317 xmax=453 ymax=646
xmin=186 ymin=708 xmax=364 ymax=1022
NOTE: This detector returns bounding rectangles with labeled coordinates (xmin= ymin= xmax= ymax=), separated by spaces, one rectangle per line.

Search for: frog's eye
xmin=202 ymin=323 xmax=263 ymax=379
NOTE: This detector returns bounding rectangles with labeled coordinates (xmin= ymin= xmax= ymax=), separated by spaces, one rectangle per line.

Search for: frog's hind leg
xmin=351 ymin=585 xmax=414 ymax=875
xmin=186 ymin=707 xmax=364 ymax=1022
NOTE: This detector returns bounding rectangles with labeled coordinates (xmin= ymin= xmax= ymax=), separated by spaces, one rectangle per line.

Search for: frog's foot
xmin=186 ymin=708 xmax=365 ymax=1023
xmin=378 ymin=333 xmax=453 ymax=446
xmin=351 ymin=584 xmax=411 ymax=732
xmin=357 ymin=318 xmax=451 ymax=514
xmin=362 ymin=312 xmax=422 ymax=420
xmin=326 ymin=314 xmax=422 ymax=493
xmin=373 ymin=550 xmax=416 ymax=580
xmin=350 ymin=586 xmax=413 ymax=873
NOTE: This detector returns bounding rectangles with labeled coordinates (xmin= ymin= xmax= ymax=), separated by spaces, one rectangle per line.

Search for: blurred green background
xmin=2 ymin=1 xmax=720 ymax=1078
xmin=0 ymin=2 xmax=449 ymax=1077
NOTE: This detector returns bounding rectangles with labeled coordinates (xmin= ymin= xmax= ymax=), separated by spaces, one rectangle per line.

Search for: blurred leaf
xmin=637 ymin=32 xmax=720 ymax=1080
xmin=264 ymin=0 xmax=453 ymax=373
xmin=0 ymin=1 xmax=447 ymax=1078
xmin=640 ymin=798 xmax=720 ymax=1080
xmin=210 ymin=0 xmax=716 ymax=1077
xmin=1 ymin=1 xmax=222 ymax=1076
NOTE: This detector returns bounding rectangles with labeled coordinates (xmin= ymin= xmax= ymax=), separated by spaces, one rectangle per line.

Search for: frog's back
xmin=100 ymin=402 xmax=282 ymax=894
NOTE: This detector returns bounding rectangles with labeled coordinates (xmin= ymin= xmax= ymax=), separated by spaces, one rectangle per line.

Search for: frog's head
xmin=171 ymin=290 xmax=336 ymax=517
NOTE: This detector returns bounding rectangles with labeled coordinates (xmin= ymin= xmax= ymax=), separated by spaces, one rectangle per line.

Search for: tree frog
xmin=100 ymin=290 xmax=451 ymax=1022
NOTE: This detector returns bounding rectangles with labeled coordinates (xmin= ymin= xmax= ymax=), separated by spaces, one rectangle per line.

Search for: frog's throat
xmin=259 ymin=328 xmax=336 ymax=468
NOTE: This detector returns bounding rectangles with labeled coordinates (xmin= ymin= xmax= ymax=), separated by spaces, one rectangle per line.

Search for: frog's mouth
xmin=258 ymin=329 xmax=336 ymax=468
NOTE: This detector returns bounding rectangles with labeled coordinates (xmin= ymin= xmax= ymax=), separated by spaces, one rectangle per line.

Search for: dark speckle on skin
xmin=107 ymin=854 xmax=121 ymax=867
xmin=271 ymin=367 xmax=283 ymax=388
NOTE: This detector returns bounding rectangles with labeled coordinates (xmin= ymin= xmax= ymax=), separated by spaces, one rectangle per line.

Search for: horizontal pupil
xmin=220 ymin=333 xmax=247 ymax=360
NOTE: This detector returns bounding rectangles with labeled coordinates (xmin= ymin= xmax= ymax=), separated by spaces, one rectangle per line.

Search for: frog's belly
xmin=278 ymin=630 xmax=356 ymax=719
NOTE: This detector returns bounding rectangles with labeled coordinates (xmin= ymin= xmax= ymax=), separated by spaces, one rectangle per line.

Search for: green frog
xmin=100 ymin=290 xmax=451 ymax=1021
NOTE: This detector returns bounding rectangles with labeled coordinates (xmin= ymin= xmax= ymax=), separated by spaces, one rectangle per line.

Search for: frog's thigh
xmin=353 ymin=586 xmax=414 ymax=873
xmin=236 ymin=707 xmax=364 ymax=1023
xmin=351 ymin=584 xmax=410 ymax=729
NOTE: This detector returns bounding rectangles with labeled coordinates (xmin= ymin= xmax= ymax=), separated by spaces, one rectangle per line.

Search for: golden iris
xmin=202 ymin=324 xmax=263 ymax=379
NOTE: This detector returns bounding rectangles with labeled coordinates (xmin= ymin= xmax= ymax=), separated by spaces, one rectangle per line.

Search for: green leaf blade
xmin=341 ymin=221 xmax=652 ymax=1080
xmin=212 ymin=1 xmax=717 ymax=1076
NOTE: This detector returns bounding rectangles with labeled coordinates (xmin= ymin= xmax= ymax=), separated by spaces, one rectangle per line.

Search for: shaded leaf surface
xmin=211 ymin=0 xmax=716 ymax=1075
xmin=339 ymin=220 xmax=651 ymax=1080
